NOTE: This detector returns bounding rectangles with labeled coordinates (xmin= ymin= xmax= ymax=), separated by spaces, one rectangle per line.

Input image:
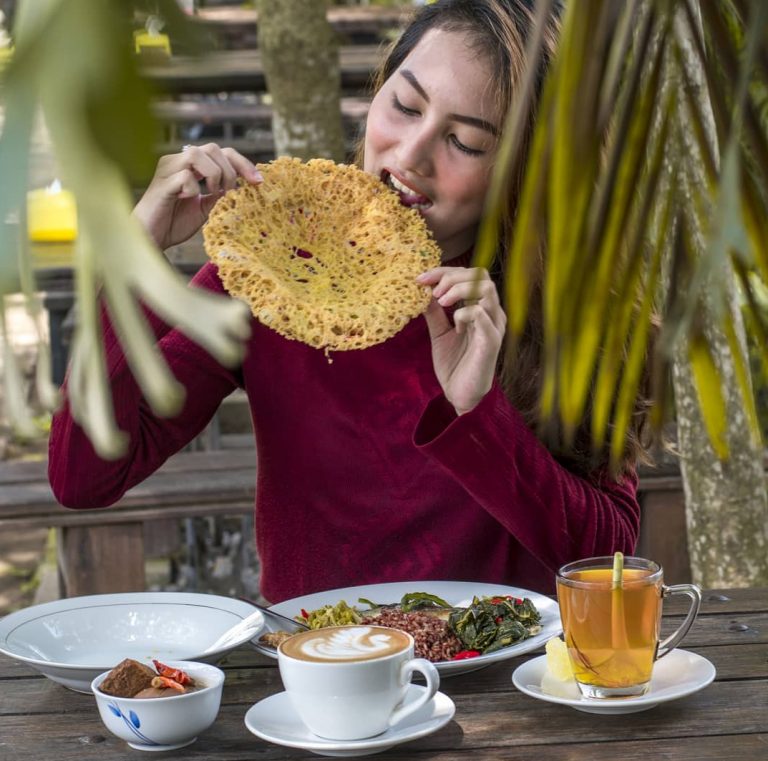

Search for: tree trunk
xmin=255 ymin=0 xmax=345 ymax=161
xmin=670 ymin=4 xmax=768 ymax=588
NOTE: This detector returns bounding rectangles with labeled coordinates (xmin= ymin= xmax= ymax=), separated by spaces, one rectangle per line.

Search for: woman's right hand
xmin=132 ymin=143 xmax=263 ymax=250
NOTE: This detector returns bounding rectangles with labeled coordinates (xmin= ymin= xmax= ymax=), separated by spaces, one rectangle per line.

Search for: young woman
xmin=48 ymin=0 xmax=650 ymax=602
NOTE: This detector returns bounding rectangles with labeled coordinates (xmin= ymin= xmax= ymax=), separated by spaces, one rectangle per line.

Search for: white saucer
xmin=244 ymin=684 xmax=455 ymax=757
xmin=512 ymin=649 xmax=716 ymax=714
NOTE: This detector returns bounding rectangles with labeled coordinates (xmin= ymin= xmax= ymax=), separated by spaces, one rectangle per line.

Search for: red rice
xmin=360 ymin=610 xmax=462 ymax=662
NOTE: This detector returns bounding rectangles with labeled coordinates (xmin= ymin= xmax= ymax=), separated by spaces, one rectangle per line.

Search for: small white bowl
xmin=91 ymin=660 xmax=224 ymax=751
xmin=0 ymin=592 xmax=263 ymax=693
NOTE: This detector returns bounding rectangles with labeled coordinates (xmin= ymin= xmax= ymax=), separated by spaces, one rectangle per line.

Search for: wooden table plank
xmin=659 ymin=611 xmax=766 ymax=646
xmin=3 ymin=680 xmax=765 ymax=760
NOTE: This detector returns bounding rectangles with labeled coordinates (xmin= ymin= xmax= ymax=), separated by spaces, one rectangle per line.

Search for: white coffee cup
xmin=277 ymin=624 xmax=440 ymax=740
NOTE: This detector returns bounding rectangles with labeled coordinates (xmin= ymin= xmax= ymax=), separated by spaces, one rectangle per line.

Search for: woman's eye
xmin=450 ymin=135 xmax=484 ymax=156
xmin=392 ymin=95 xmax=420 ymax=116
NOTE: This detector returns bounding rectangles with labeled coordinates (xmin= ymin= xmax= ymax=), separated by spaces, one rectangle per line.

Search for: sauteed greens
xmin=358 ymin=592 xmax=453 ymax=612
xmin=449 ymin=596 xmax=542 ymax=654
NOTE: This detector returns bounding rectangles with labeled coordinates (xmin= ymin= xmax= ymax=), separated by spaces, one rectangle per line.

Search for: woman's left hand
xmin=417 ymin=266 xmax=507 ymax=416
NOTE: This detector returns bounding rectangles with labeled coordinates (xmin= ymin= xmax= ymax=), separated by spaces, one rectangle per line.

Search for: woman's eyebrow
xmin=400 ymin=69 xmax=431 ymax=101
xmin=399 ymin=69 xmax=499 ymax=137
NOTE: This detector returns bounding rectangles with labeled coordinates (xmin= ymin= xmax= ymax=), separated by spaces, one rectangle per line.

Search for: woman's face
xmin=364 ymin=28 xmax=501 ymax=261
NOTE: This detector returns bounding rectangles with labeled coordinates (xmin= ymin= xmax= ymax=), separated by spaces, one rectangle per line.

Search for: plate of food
xmin=253 ymin=581 xmax=561 ymax=676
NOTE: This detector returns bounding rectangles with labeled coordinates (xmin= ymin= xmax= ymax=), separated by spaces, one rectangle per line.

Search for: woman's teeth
xmin=386 ymin=174 xmax=431 ymax=210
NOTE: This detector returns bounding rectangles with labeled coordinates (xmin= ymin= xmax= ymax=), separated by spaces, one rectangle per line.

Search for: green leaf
xmin=687 ymin=329 xmax=730 ymax=461
xmin=473 ymin=0 xmax=556 ymax=277
xmin=561 ymin=10 xmax=668 ymax=435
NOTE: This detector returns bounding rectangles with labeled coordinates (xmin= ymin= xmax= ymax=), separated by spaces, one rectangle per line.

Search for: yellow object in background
xmin=27 ymin=180 xmax=78 ymax=243
xmin=133 ymin=29 xmax=171 ymax=56
xmin=134 ymin=14 xmax=171 ymax=59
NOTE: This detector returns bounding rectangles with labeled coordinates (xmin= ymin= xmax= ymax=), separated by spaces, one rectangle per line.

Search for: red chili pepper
xmin=515 ymin=597 xmax=523 ymax=605
xmin=151 ymin=675 xmax=186 ymax=693
xmin=153 ymin=660 xmax=192 ymax=685
xmin=495 ymin=616 xmax=503 ymax=624
xmin=490 ymin=596 xmax=506 ymax=604
xmin=452 ymin=650 xmax=481 ymax=660
xmin=300 ymin=608 xmax=310 ymax=620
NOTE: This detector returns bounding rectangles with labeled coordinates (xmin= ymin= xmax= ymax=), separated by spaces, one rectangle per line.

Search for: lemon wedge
xmin=545 ymin=636 xmax=574 ymax=681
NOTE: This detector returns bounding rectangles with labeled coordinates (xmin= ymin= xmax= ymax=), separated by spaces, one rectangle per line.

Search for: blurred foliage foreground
xmin=0 ymin=0 xmax=767 ymax=468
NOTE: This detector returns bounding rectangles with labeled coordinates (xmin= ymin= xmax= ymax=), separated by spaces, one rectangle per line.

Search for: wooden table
xmin=2 ymin=587 xmax=765 ymax=760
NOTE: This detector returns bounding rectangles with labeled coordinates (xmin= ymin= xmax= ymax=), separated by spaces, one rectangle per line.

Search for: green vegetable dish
xmin=448 ymin=595 xmax=542 ymax=654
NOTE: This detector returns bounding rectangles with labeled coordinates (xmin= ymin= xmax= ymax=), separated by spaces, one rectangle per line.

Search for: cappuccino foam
xmin=281 ymin=626 xmax=411 ymax=663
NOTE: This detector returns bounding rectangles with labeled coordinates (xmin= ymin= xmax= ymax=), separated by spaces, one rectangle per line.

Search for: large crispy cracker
xmin=203 ymin=157 xmax=441 ymax=352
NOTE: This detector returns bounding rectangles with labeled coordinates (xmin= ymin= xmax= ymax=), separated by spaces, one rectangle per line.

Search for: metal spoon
xmin=237 ymin=598 xmax=310 ymax=635
xmin=200 ymin=609 xmax=267 ymax=655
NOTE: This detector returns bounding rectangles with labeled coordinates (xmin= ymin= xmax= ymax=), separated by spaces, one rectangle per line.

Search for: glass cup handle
xmin=656 ymin=583 xmax=702 ymax=659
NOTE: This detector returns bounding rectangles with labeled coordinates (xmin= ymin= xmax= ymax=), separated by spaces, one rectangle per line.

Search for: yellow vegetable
xmin=301 ymin=600 xmax=362 ymax=629
xmin=545 ymin=636 xmax=574 ymax=681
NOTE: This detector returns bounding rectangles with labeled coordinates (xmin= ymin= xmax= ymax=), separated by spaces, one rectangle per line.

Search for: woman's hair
xmin=364 ymin=0 xmax=655 ymax=478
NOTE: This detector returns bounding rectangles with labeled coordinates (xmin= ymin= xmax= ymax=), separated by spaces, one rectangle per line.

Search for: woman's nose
xmin=397 ymin=124 xmax=435 ymax=177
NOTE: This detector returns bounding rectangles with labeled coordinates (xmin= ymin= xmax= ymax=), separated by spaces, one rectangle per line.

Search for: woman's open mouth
xmin=382 ymin=171 xmax=433 ymax=211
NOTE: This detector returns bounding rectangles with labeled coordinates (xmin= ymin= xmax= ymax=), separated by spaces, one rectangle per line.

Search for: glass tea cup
xmin=556 ymin=556 xmax=701 ymax=698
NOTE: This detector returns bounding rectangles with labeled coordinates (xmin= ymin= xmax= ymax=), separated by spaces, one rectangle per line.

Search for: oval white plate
xmin=256 ymin=580 xmax=561 ymax=676
xmin=0 ymin=592 xmax=263 ymax=693
xmin=244 ymin=684 xmax=455 ymax=757
xmin=512 ymin=649 xmax=716 ymax=714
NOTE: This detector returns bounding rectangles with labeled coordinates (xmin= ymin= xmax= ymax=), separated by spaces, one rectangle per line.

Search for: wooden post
xmin=57 ymin=524 xmax=146 ymax=596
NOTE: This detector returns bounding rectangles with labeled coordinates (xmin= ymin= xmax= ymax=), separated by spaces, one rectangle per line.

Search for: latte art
xmin=303 ymin=627 xmax=393 ymax=660
xmin=281 ymin=625 xmax=411 ymax=663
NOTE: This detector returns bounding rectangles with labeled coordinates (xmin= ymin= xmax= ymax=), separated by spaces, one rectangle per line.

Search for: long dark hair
xmin=364 ymin=0 xmax=654 ymax=478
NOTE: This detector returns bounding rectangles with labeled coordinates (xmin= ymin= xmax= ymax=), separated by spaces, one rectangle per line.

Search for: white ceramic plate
xmin=244 ymin=684 xmax=455 ymax=757
xmin=256 ymin=581 xmax=561 ymax=676
xmin=0 ymin=592 xmax=264 ymax=693
xmin=512 ymin=649 xmax=716 ymax=714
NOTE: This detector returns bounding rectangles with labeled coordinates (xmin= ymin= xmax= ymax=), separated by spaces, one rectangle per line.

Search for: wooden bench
xmin=152 ymin=96 xmax=370 ymax=162
xmin=192 ymin=4 xmax=412 ymax=48
xmin=636 ymin=465 xmax=691 ymax=584
xmin=0 ymin=438 xmax=256 ymax=597
xmin=142 ymin=44 xmax=384 ymax=96
xmin=0 ymin=433 xmax=698 ymax=597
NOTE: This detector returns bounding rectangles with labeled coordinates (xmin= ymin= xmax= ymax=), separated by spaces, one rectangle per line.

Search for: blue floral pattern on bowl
xmin=107 ymin=702 xmax=159 ymax=746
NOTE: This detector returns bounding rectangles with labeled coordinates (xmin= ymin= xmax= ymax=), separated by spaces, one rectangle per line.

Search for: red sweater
xmin=48 ymin=261 xmax=640 ymax=603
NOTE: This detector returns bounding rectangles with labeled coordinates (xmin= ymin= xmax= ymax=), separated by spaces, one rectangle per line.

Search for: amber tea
xmin=556 ymin=556 xmax=701 ymax=699
xmin=558 ymin=567 xmax=660 ymax=690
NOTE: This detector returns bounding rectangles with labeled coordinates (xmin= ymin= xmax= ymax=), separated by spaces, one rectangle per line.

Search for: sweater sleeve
xmin=48 ymin=263 xmax=243 ymax=508
xmin=412 ymin=380 xmax=640 ymax=573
